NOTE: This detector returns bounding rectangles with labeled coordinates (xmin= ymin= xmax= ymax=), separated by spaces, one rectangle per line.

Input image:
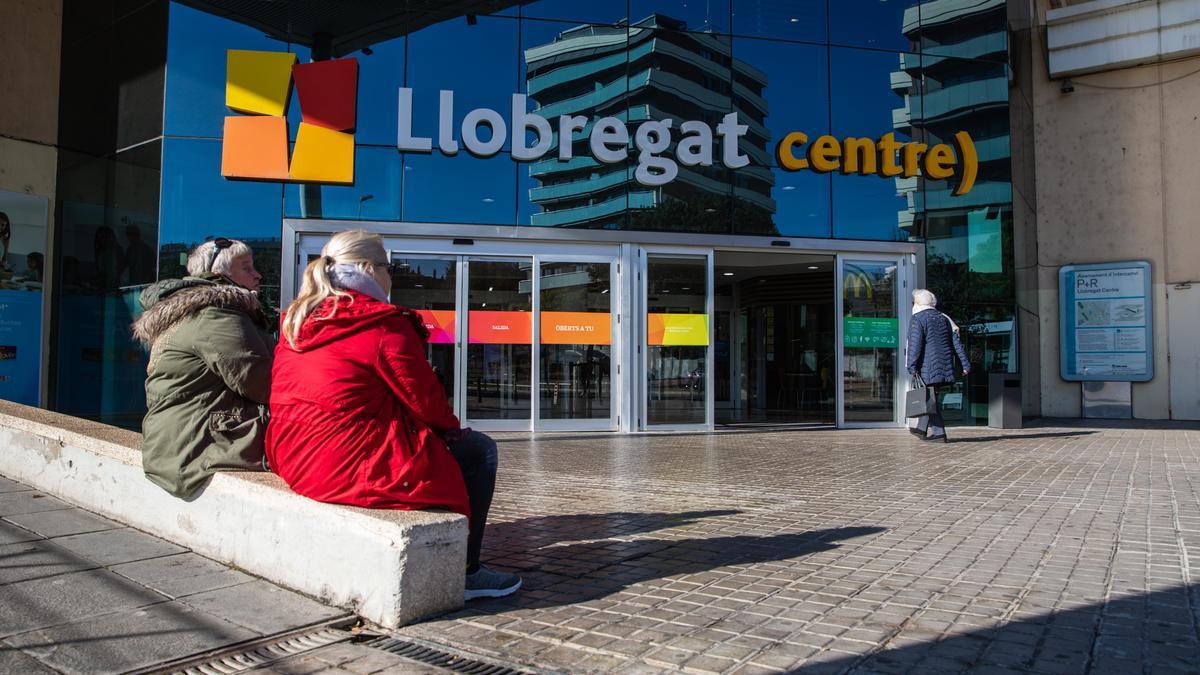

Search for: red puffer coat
xmin=266 ymin=291 xmax=469 ymax=517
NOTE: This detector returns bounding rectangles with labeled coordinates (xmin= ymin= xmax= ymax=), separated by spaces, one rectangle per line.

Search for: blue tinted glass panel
xmin=631 ymin=0 xmax=731 ymax=34
xmin=52 ymin=146 xmax=160 ymax=427
xmin=829 ymin=0 xmax=921 ymax=52
xmin=519 ymin=0 xmax=628 ymax=24
xmin=920 ymin=0 xmax=1008 ymax=62
xmin=830 ymin=47 xmax=917 ymax=241
xmin=920 ymin=54 xmax=1013 ymax=307
xmin=164 ymin=1 xmax=291 ymax=139
xmin=731 ymin=0 xmax=826 ymax=43
xmin=159 ymin=138 xmax=283 ymax=295
xmin=405 ymin=15 xmax=519 ymax=152
xmin=519 ymin=19 xmax=630 ymax=229
xmin=353 ymin=37 xmax=405 ymax=145
xmin=732 ymin=37 xmax=829 ymax=237
xmin=628 ymin=23 xmax=734 ymax=234
xmin=402 ymin=151 xmax=517 ymax=225
xmin=284 ymin=146 xmax=402 ymax=221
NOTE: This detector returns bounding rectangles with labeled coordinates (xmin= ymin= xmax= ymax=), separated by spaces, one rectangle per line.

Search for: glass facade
xmin=50 ymin=1 xmax=166 ymax=427
xmin=32 ymin=0 xmax=1016 ymax=429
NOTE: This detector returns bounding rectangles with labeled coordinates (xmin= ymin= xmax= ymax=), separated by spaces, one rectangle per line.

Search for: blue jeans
xmin=446 ymin=430 xmax=497 ymax=572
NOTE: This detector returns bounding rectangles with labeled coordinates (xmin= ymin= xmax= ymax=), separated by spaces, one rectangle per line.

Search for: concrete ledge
xmin=0 ymin=401 xmax=468 ymax=629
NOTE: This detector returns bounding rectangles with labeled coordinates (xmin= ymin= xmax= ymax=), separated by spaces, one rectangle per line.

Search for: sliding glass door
xmin=388 ymin=244 xmax=619 ymax=432
xmin=642 ymin=251 xmax=713 ymax=430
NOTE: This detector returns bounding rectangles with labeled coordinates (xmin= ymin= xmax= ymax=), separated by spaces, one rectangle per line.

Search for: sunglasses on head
xmin=209 ymin=238 xmax=234 ymax=273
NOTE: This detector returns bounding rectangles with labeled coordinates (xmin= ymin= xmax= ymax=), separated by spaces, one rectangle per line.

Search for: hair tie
xmin=323 ymin=255 xmax=335 ymax=265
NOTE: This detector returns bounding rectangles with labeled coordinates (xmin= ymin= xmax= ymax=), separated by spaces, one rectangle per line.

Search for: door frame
xmin=638 ymin=246 xmax=715 ymax=432
xmin=299 ymin=235 xmax=623 ymax=432
xmin=836 ymin=252 xmax=914 ymax=428
xmin=284 ymin=220 xmax=923 ymax=433
xmin=533 ymin=250 xmax=622 ymax=433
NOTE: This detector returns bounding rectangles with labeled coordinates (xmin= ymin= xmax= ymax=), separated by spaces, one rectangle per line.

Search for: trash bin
xmin=988 ymin=373 xmax=1022 ymax=429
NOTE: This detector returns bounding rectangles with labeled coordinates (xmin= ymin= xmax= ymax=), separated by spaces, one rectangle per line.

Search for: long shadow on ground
xmin=945 ymin=431 xmax=1096 ymax=444
xmin=484 ymin=509 xmax=744 ymax=551
xmin=467 ymin=520 xmax=886 ymax=613
xmin=789 ymin=583 xmax=1200 ymax=674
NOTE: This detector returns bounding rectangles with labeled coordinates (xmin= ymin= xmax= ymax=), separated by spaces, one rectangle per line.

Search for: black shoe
xmin=923 ymin=434 xmax=948 ymax=443
xmin=908 ymin=427 xmax=925 ymax=437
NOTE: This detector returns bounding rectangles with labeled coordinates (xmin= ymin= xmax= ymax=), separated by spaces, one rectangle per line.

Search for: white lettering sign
xmin=396 ymin=88 xmax=749 ymax=187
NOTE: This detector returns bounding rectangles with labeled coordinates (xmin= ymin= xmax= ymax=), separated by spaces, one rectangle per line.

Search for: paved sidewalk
xmin=0 ymin=475 xmax=348 ymax=673
xmin=392 ymin=421 xmax=1200 ymax=674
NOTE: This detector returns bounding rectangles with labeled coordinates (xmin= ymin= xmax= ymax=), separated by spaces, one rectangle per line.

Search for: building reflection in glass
xmin=524 ymin=14 xmax=776 ymax=233
xmin=893 ymin=0 xmax=1014 ymax=423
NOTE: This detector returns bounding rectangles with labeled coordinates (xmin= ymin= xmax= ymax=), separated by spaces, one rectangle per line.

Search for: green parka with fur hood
xmin=131 ymin=274 xmax=274 ymax=498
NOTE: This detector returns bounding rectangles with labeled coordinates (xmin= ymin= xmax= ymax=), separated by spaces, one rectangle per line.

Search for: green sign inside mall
xmin=843 ymin=317 xmax=899 ymax=348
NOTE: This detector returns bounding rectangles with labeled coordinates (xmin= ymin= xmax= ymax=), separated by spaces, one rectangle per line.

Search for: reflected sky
xmin=159 ymin=0 xmax=1012 ymax=248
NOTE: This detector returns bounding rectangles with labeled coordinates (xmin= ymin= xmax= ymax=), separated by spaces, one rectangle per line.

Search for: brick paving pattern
xmin=0 ymin=475 xmax=348 ymax=673
xmin=393 ymin=421 xmax=1200 ymax=674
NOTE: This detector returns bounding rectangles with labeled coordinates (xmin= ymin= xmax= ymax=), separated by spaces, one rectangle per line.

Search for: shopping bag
xmin=905 ymin=374 xmax=930 ymax=418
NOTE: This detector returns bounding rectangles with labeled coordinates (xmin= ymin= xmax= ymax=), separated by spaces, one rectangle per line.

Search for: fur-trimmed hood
xmin=132 ymin=277 xmax=264 ymax=345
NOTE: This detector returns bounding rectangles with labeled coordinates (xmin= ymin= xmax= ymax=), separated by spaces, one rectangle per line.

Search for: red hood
xmin=284 ymin=290 xmax=402 ymax=351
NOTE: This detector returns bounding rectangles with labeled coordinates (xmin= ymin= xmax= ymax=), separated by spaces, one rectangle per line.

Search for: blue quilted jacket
xmin=906 ymin=310 xmax=969 ymax=386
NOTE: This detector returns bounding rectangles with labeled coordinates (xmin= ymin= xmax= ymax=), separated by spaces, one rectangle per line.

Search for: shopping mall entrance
xmin=712 ymin=251 xmax=836 ymax=427
xmin=286 ymin=222 xmax=914 ymax=433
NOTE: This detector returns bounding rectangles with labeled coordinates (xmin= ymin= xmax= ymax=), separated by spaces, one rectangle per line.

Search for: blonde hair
xmin=187 ymin=239 xmax=254 ymax=276
xmin=281 ymin=229 xmax=387 ymax=348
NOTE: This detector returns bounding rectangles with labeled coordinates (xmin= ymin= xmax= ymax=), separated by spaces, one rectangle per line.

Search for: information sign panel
xmin=1059 ymin=261 xmax=1153 ymax=382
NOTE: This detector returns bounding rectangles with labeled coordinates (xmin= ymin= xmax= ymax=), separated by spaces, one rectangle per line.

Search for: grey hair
xmin=186 ymin=239 xmax=253 ymax=276
xmin=912 ymin=288 xmax=937 ymax=306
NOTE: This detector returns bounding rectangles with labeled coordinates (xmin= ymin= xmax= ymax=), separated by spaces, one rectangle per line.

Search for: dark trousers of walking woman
xmin=445 ymin=430 xmax=497 ymax=573
xmin=914 ymin=386 xmax=946 ymax=439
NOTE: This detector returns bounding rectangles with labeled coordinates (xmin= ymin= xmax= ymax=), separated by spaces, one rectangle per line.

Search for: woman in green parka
xmin=131 ymin=238 xmax=274 ymax=499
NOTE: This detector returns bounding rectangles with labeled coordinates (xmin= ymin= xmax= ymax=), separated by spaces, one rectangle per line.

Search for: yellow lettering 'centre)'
xmin=773 ymin=131 xmax=977 ymax=195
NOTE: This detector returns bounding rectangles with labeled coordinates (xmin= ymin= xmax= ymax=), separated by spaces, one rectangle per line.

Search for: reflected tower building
xmin=893 ymin=0 xmax=1010 ymax=267
xmin=524 ymin=14 xmax=776 ymax=232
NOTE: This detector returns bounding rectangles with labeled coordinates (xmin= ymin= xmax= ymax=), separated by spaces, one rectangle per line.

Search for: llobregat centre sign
xmin=396 ymin=88 xmax=978 ymax=194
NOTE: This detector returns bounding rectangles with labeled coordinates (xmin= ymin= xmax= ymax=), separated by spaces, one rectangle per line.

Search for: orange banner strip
xmin=468 ymin=310 xmax=532 ymax=344
xmin=540 ymin=312 xmax=611 ymax=345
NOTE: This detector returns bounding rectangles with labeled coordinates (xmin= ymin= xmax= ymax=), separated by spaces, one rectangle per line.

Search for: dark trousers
xmin=445 ymin=430 xmax=498 ymax=573
xmin=915 ymin=386 xmax=946 ymax=437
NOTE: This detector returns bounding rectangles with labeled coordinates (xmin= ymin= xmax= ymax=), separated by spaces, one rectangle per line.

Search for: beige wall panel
xmin=0 ymin=0 xmax=62 ymax=146
xmin=1159 ymin=59 xmax=1200 ymax=285
xmin=1036 ymin=264 xmax=1081 ymax=417
xmin=0 ymin=137 xmax=58 ymax=202
xmin=1033 ymin=73 xmax=1165 ymax=269
xmin=1132 ymin=283 xmax=1171 ymax=418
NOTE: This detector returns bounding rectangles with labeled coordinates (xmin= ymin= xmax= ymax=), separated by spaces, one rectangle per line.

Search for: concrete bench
xmin=0 ymin=401 xmax=467 ymax=629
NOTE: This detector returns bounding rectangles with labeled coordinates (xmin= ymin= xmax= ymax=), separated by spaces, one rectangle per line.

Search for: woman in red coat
xmin=267 ymin=229 xmax=521 ymax=600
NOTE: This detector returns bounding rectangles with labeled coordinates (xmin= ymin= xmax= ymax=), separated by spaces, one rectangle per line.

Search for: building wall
xmin=0 ymin=0 xmax=62 ymax=148
xmin=1030 ymin=0 xmax=1200 ymax=419
xmin=0 ymin=0 xmax=62 ymax=199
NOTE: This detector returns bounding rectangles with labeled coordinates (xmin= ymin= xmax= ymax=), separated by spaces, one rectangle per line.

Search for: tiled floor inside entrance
xmin=394 ymin=421 xmax=1200 ymax=674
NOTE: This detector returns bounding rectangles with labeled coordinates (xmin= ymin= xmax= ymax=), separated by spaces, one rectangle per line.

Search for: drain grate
xmin=363 ymin=636 xmax=533 ymax=675
xmin=138 ymin=624 xmax=355 ymax=675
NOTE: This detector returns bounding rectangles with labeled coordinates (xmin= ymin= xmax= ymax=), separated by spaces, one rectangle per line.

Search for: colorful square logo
xmin=221 ymin=49 xmax=357 ymax=184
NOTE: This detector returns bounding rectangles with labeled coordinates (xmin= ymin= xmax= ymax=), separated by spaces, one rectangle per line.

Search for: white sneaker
xmin=464 ymin=565 xmax=522 ymax=600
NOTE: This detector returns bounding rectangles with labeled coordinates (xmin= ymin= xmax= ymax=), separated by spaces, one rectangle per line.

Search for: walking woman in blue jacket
xmin=906 ymin=289 xmax=970 ymax=442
